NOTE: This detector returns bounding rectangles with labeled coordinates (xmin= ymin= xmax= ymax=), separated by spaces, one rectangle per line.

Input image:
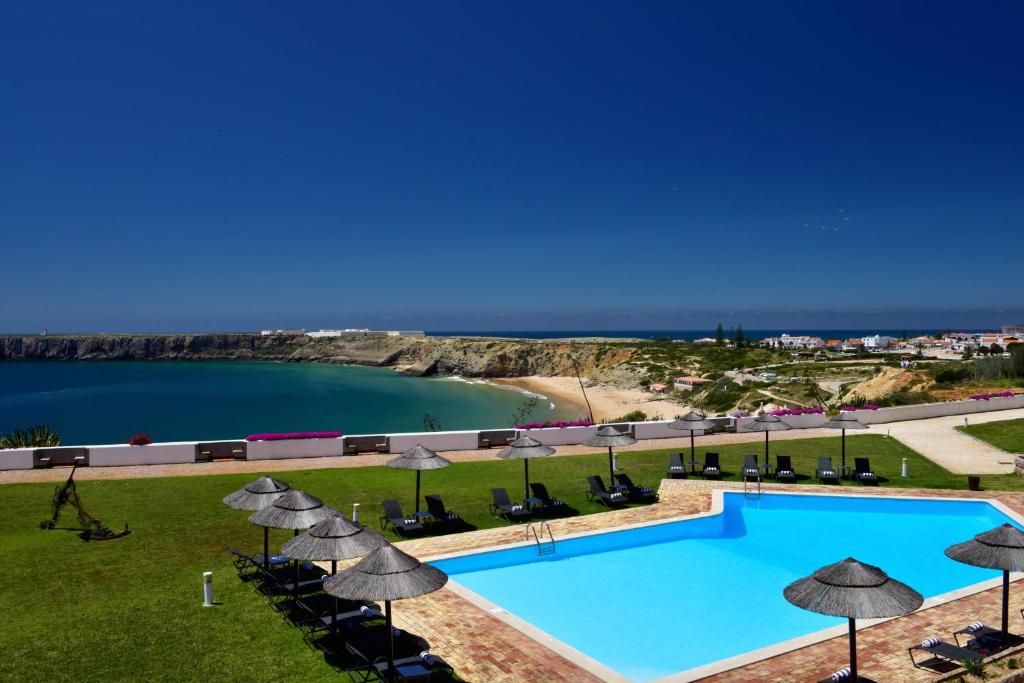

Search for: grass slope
xmin=1 ymin=434 xmax=1020 ymax=681
xmin=958 ymin=418 xmax=1024 ymax=453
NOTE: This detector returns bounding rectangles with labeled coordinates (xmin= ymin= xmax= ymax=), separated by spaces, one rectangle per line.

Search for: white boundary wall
xmin=846 ymin=394 xmax=1024 ymax=424
xmin=89 ymin=443 xmax=196 ymax=467
xmin=0 ymin=448 xmax=34 ymax=470
xmin=388 ymin=431 xmax=479 ymax=452
xmin=247 ymin=437 xmax=344 ymax=460
xmin=2 ymin=395 xmax=1022 ymax=471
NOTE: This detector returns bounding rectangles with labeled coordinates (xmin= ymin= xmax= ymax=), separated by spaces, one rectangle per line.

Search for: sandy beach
xmin=492 ymin=376 xmax=688 ymax=422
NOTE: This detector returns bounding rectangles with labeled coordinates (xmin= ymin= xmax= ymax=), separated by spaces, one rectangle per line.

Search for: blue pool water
xmin=431 ymin=493 xmax=1020 ymax=681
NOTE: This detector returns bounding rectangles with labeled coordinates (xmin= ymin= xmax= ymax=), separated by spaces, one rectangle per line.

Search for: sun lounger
xmin=370 ymin=652 xmax=454 ymax=682
xmin=226 ymin=547 xmax=289 ymax=575
xmin=344 ymin=623 xmax=431 ymax=677
xmin=291 ymin=596 xmax=379 ymax=635
xmin=667 ymin=453 xmax=687 ymax=479
xmin=909 ymin=637 xmax=985 ymax=669
xmin=529 ymin=482 xmax=568 ymax=512
xmin=953 ymin=621 xmax=1006 ymax=649
xmin=854 ymin=458 xmax=879 ymax=485
xmin=702 ymin=452 xmax=722 ymax=479
xmin=742 ymin=454 xmax=760 ymax=482
xmin=774 ymin=455 xmax=797 ymax=483
xmin=816 ymin=457 xmax=839 ymax=483
xmin=489 ymin=487 xmax=530 ymax=521
xmin=425 ymin=494 xmax=461 ymax=527
xmin=379 ymin=499 xmax=424 ymax=534
xmin=586 ymin=475 xmax=628 ymax=507
xmin=614 ymin=473 xmax=658 ymax=502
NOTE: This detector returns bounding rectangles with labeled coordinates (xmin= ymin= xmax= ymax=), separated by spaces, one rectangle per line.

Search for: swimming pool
xmin=430 ymin=492 xmax=1022 ymax=681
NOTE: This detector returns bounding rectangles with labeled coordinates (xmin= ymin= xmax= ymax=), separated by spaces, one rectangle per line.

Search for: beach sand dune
xmin=493 ymin=376 xmax=687 ymax=422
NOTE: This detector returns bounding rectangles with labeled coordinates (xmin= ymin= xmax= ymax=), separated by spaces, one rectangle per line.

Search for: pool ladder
xmin=743 ymin=472 xmax=762 ymax=500
xmin=527 ymin=522 xmax=556 ymax=556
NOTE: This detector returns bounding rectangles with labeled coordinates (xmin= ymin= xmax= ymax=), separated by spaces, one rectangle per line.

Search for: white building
xmin=759 ymin=334 xmax=825 ymax=350
xmin=862 ymin=335 xmax=895 ymax=350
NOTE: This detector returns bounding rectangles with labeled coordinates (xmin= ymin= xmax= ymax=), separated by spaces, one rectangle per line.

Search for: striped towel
xmin=830 ymin=667 xmax=851 ymax=681
xmin=360 ymin=605 xmax=382 ymax=618
xmin=967 ymin=621 xmax=985 ymax=632
xmin=921 ymin=637 xmax=940 ymax=648
xmin=420 ymin=651 xmax=441 ymax=668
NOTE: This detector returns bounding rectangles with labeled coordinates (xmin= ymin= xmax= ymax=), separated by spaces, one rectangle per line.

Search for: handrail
xmin=526 ymin=522 xmax=556 ymax=555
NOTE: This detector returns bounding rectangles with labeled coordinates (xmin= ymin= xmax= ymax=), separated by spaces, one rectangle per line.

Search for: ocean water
xmin=0 ymin=361 xmax=580 ymax=445
xmin=433 ymin=492 xmax=1017 ymax=681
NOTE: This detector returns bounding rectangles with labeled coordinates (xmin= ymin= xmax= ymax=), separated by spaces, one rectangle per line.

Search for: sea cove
xmin=0 ymin=361 xmax=578 ymax=445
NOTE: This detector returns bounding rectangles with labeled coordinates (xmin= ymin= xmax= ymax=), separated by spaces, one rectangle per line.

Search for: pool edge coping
xmin=423 ymin=489 xmax=1024 ymax=683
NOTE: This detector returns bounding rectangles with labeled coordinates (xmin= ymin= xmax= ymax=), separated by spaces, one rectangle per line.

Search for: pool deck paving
xmin=371 ymin=479 xmax=1024 ymax=682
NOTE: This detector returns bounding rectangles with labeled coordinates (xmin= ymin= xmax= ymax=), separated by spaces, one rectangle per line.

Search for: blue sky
xmin=2 ymin=1 xmax=1022 ymax=332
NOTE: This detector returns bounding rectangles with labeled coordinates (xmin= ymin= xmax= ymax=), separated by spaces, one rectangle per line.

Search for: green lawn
xmin=1 ymin=434 xmax=1022 ymax=681
xmin=958 ymin=418 xmax=1024 ymax=453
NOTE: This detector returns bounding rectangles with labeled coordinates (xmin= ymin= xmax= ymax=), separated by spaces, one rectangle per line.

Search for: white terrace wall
xmin=247 ymin=437 xmax=345 ymax=460
xmin=515 ymin=425 xmax=599 ymax=446
xmin=846 ymin=394 xmax=1024 ymax=424
xmin=0 ymin=448 xmax=34 ymax=470
xmin=734 ymin=413 xmax=827 ymax=431
xmin=89 ymin=442 xmax=196 ymax=466
xmin=388 ymin=431 xmax=479 ymax=453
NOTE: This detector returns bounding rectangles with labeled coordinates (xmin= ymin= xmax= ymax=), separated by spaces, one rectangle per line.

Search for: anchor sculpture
xmin=40 ymin=461 xmax=130 ymax=541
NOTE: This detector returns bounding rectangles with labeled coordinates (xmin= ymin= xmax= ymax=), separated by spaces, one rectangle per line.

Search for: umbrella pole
xmin=608 ymin=446 xmax=614 ymax=484
xmin=415 ymin=470 xmax=421 ymax=514
xmin=690 ymin=432 xmax=695 ymax=468
xmin=524 ymin=458 xmax=530 ymax=502
xmin=331 ymin=560 xmax=339 ymax=643
xmin=1003 ymin=569 xmax=1010 ymax=642
xmin=848 ymin=617 xmax=857 ymax=680
xmin=263 ymin=527 xmax=269 ymax=570
xmin=385 ymin=599 xmax=395 ymax=683
xmin=292 ymin=529 xmax=300 ymax=597
xmin=764 ymin=431 xmax=769 ymax=467
xmin=841 ymin=429 xmax=847 ymax=471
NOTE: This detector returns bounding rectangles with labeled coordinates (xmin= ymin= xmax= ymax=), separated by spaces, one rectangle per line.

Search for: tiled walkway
xmin=372 ymin=480 xmax=1024 ymax=682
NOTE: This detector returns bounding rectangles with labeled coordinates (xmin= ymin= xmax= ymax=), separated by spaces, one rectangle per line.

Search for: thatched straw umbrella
xmin=497 ymin=436 xmax=556 ymax=500
xmin=822 ymin=413 xmax=869 ymax=473
xmin=946 ymin=523 xmax=1024 ymax=643
xmin=584 ymin=426 xmax=637 ymax=485
xmin=387 ymin=445 xmax=451 ymax=515
xmin=325 ymin=544 xmax=448 ymax=682
xmin=249 ymin=490 xmax=338 ymax=590
xmin=740 ymin=411 xmax=792 ymax=470
xmin=784 ymin=558 xmax=923 ymax=680
xmin=668 ymin=410 xmax=717 ymax=472
xmin=223 ymin=476 xmax=290 ymax=568
xmin=281 ymin=514 xmax=388 ymax=633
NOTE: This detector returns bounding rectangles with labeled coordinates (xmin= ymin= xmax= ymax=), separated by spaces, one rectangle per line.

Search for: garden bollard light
xmin=352 ymin=502 xmax=360 ymax=525
xmin=203 ymin=571 xmax=213 ymax=607
xmin=964 ymin=417 xmax=969 ymax=428
xmin=901 ymin=458 xmax=908 ymax=478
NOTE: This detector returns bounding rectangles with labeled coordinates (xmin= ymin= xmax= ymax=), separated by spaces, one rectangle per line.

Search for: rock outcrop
xmin=0 ymin=334 xmax=636 ymax=378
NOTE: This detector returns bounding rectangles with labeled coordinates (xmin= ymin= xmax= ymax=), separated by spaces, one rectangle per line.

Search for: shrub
xmin=516 ymin=418 xmax=594 ymax=429
xmin=603 ymin=410 xmax=648 ymax=423
xmin=0 ymin=425 xmax=62 ymax=449
xmin=128 ymin=433 xmax=153 ymax=446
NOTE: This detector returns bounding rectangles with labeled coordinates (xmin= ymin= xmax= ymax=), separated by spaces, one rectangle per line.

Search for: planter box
xmin=246 ymin=437 xmax=344 ymax=461
xmin=343 ymin=435 xmax=389 ymax=455
xmin=0 ymin=448 xmax=35 ymax=471
xmin=34 ymin=447 xmax=89 ymax=467
xmin=195 ymin=441 xmax=247 ymax=462
xmin=90 ymin=443 xmax=196 ymax=467
xmin=389 ymin=431 xmax=479 ymax=453
xmin=477 ymin=430 xmax=516 ymax=449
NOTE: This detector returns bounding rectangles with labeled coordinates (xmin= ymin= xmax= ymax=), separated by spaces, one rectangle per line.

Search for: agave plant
xmin=0 ymin=425 xmax=62 ymax=449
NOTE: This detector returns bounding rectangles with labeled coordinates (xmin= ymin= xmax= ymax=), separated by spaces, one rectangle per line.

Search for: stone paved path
xmin=882 ymin=407 xmax=1024 ymax=474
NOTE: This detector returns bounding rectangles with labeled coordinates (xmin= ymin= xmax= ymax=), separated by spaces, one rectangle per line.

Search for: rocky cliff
xmin=0 ymin=334 xmax=636 ymax=378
